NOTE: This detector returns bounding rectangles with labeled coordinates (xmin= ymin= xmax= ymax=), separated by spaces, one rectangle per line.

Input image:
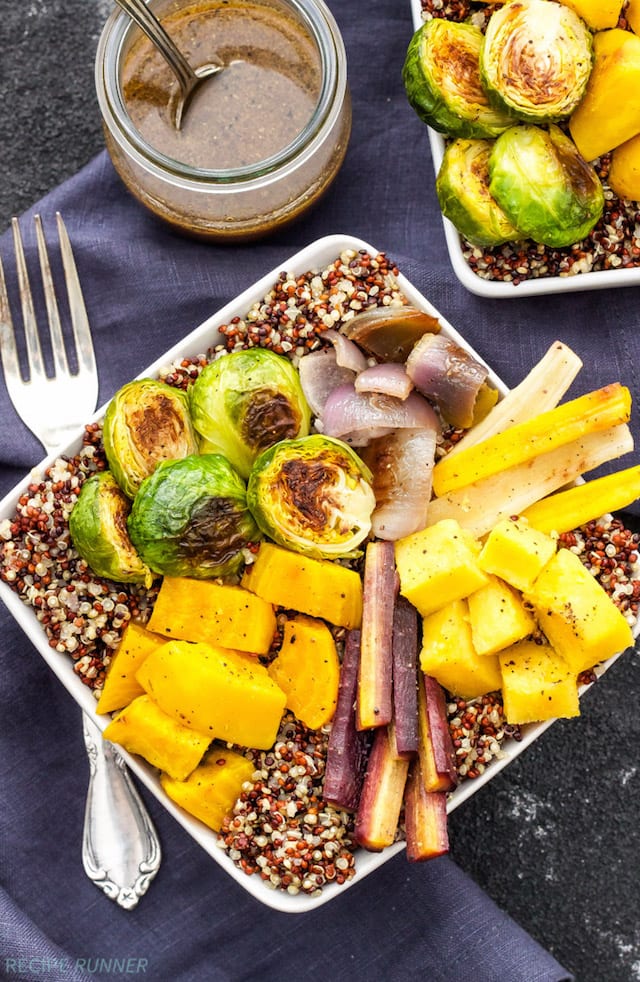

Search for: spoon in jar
xmin=113 ymin=0 xmax=224 ymax=129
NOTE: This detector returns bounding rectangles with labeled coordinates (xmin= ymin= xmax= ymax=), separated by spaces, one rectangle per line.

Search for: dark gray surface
xmin=1 ymin=2 xmax=638 ymax=980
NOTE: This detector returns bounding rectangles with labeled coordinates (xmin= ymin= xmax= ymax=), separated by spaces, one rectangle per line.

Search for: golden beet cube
xmin=420 ymin=599 xmax=502 ymax=699
xmin=395 ymin=518 xmax=489 ymax=617
xmin=136 ymin=640 xmax=286 ymax=749
xmin=268 ymin=615 xmax=340 ymax=730
xmin=524 ymin=548 xmax=634 ymax=674
xmin=479 ymin=517 xmax=556 ymax=592
xmin=499 ymin=640 xmax=580 ymax=724
xmin=161 ymin=748 xmax=255 ymax=832
xmin=242 ymin=542 xmax=362 ymax=629
xmin=147 ymin=576 xmax=276 ymax=655
xmin=467 ymin=574 xmax=536 ymax=656
xmin=96 ymin=621 xmax=166 ymax=714
xmin=102 ymin=694 xmax=210 ymax=780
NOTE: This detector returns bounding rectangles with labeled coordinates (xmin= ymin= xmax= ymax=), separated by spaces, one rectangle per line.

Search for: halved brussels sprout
xmin=480 ymin=0 xmax=593 ymax=123
xmin=403 ymin=20 xmax=513 ymax=139
xmin=189 ymin=349 xmax=311 ymax=480
xmin=69 ymin=471 xmax=154 ymax=586
xmin=489 ymin=124 xmax=604 ymax=247
xmin=128 ymin=454 xmax=260 ymax=579
xmin=103 ymin=379 xmax=199 ymax=498
xmin=247 ymin=434 xmax=376 ymax=559
xmin=436 ymin=138 xmax=522 ymax=247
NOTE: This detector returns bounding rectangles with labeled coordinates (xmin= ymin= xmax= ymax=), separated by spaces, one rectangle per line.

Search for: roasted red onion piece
xmin=297 ymin=348 xmax=356 ymax=418
xmin=361 ymin=425 xmax=439 ymax=540
xmin=342 ymin=305 xmax=440 ymax=362
xmin=322 ymin=383 xmax=439 ymax=447
xmin=405 ymin=333 xmax=492 ymax=429
xmin=322 ymin=329 xmax=369 ymax=373
xmin=355 ymin=363 xmax=414 ymax=401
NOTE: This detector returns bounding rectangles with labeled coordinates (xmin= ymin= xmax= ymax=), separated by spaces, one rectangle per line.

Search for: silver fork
xmin=0 ymin=213 xmax=161 ymax=909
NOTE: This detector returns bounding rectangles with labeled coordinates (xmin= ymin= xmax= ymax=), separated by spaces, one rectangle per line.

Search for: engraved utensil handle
xmin=82 ymin=712 xmax=161 ymax=909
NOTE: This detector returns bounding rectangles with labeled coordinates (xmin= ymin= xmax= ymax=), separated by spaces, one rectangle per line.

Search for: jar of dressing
xmin=95 ymin=0 xmax=351 ymax=240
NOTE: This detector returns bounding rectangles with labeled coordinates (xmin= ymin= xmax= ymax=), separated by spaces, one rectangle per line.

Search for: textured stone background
xmin=1 ymin=2 xmax=639 ymax=980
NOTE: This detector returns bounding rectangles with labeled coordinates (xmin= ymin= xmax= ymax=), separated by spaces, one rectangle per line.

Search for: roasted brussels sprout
xmin=189 ymin=349 xmax=311 ymax=479
xmin=69 ymin=471 xmax=154 ymax=586
xmin=247 ymin=434 xmax=376 ymax=559
xmin=403 ymin=20 xmax=512 ymax=139
xmin=103 ymin=379 xmax=199 ymax=498
xmin=489 ymin=124 xmax=604 ymax=247
xmin=480 ymin=0 xmax=593 ymax=123
xmin=436 ymin=138 xmax=522 ymax=247
xmin=128 ymin=455 xmax=260 ymax=579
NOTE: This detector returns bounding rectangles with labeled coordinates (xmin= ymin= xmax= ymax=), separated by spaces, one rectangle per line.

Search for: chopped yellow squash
xmin=479 ymin=517 xmax=557 ymax=593
xmin=560 ymin=0 xmax=624 ymax=30
xmin=521 ymin=465 xmax=640 ymax=535
xmin=161 ymin=748 xmax=255 ymax=832
xmin=608 ymin=133 xmax=640 ymax=201
xmin=499 ymin=640 xmax=580 ymax=724
xmin=432 ymin=384 xmax=631 ymax=497
xmin=268 ymin=615 xmax=340 ymax=729
xmin=242 ymin=541 xmax=362 ymax=629
xmin=467 ymin=575 xmax=536 ymax=656
xmin=420 ymin=599 xmax=502 ymax=699
xmin=569 ymin=29 xmax=640 ymax=160
xmin=524 ymin=548 xmax=634 ymax=674
xmin=628 ymin=0 xmax=640 ymax=33
xmin=395 ymin=519 xmax=488 ymax=618
xmin=136 ymin=640 xmax=286 ymax=749
xmin=146 ymin=576 xmax=276 ymax=654
xmin=102 ymin=693 xmax=210 ymax=780
xmin=96 ymin=620 xmax=166 ymax=714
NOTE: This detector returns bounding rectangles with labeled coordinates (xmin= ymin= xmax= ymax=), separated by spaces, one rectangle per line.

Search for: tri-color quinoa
xmin=218 ymin=714 xmax=356 ymax=897
xmin=417 ymin=1 xmax=640 ymax=286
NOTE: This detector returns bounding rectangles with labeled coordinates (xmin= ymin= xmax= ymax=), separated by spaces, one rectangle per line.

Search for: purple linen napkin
xmin=0 ymin=150 xmax=578 ymax=982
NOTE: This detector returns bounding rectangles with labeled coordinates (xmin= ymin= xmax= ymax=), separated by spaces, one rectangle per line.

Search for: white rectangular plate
xmin=0 ymin=233 xmax=632 ymax=912
xmin=408 ymin=1 xmax=640 ymax=298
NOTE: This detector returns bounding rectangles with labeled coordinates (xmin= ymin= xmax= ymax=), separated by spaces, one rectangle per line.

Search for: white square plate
xmin=0 ymin=233 xmax=634 ymax=911
xmin=408 ymin=1 xmax=640 ymax=298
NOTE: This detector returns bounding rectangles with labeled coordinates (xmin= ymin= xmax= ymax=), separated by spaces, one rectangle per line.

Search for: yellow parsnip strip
xmin=433 ymin=383 xmax=631 ymax=497
xmin=448 ymin=341 xmax=583 ymax=457
xmin=521 ymin=464 xmax=640 ymax=535
xmin=426 ymin=423 xmax=634 ymax=538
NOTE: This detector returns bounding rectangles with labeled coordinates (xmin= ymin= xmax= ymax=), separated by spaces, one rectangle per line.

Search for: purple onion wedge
xmin=404 ymin=760 xmax=449 ymax=862
xmin=418 ymin=673 xmax=458 ymax=793
xmin=356 ymin=541 xmax=397 ymax=730
xmin=323 ymin=629 xmax=373 ymax=812
xmin=391 ymin=597 xmax=419 ymax=758
xmin=354 ymin=725 xmax=410 ymax=852
xmin=405 ymin=333 xmax=494 ymax=430
xmin=360 ymin=424 xmax=439 ymax=541
xmin=342 ymin=305 xmax=441 ymax=362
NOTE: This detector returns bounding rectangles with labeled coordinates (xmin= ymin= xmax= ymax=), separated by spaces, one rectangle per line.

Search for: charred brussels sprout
xmin=103 ymin=379 xmax=199 ymax=498
xmin=247 ymin=434 xmax=376 ymax=559
xmin=189 ymin=349 xmax=311 ymax=480
xmin=403 ymin=20 xmax=512 ymax=139
xmin=128 ymin=455 xmax=260 ymax=579
xmin=489 ymin=124 xmax=604 ymax=248
xmin=436 ymin=138 xmax=522 ymax=247
xmin=480 ymin=0 xmax=593 ymax=123
xmin=69 ymin=472 xmax=153 ymax=586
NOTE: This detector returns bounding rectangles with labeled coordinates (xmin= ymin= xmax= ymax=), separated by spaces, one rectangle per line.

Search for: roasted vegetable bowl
xmin=1 ymin=234 xmax=639 ymax=913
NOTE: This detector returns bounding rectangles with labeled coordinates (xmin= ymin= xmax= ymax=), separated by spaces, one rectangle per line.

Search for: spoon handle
xmin=82 ymin=712 xmax=161 ymax=909
xmin=113 ymin=0 xmax=197 ymax=95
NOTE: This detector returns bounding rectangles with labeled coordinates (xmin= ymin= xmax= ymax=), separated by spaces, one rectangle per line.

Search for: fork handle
xmin=82 ymin=712 xmax=161 ymax=909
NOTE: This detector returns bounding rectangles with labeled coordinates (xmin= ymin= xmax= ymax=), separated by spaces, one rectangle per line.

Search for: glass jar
xmin=95 ymin=0 xmax=351 ymax=240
